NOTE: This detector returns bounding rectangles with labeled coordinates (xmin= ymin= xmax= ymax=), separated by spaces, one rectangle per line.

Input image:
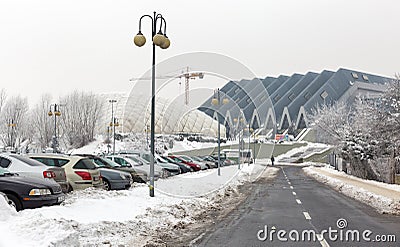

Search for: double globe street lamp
xmin=133 ymin=12 xmax=170 ymax=197
xmin=48 ymin=104 xmax=62 ymax=153
xmin=211 ymin=88 xmax=229 ymax=176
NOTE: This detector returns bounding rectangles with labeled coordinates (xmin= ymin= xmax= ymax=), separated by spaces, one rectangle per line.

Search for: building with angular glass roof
xmin=199 ymin=68 xmax=392 ymax=138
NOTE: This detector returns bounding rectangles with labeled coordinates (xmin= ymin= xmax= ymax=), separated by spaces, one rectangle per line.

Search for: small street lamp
xmin=109 ymin=99 xmax=117 ymax=154
xmin=211 ymin=88 xmax=229 ymax=176
xmin=7 ymin=119 xmax=17 ymax=151
xmin=133 ymin=11 xmax=170 ymax=197
xmin=234 ymin=115 xmax=245 ymax=169
xmin=48 ymin=104 xmax=62 ymax=153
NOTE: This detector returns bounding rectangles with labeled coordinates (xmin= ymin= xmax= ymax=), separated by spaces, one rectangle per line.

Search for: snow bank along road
xmin=0 ymin=163 xmax=274 ymax=247
xmin=196 ymin=165 xmax=400 ymax=247
xmin=304 ymin=165 xmax=400 ymax=215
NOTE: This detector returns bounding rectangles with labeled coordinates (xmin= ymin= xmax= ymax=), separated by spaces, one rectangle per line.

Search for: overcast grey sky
xmin=0 ymin=0 xmax=399 ymax=105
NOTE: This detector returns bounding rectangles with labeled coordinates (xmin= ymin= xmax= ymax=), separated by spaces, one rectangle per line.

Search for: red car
xmin=168 ymin=155 xmax=201 ymax=171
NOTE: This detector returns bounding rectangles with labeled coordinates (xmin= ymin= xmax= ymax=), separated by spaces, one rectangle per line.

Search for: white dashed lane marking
xmin=316 ymin=234 xmax=330 ymax=247
xmin=303 ymin=212 xmax=311 ymax=220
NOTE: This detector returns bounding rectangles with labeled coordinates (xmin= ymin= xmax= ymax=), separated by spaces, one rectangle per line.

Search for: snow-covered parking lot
xmin=0 ymin=163 xmax=275 ymax=247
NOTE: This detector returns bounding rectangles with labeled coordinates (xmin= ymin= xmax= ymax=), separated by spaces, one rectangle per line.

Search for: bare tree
xmin=30 ymin=94 xmax=54 ymax=149
xmin=0 ymin=88 xmax=6 ymax=112
xmin=0 ymin=95 xmax=29 ymax=148
xmin=59 ymin=91 xmax=104 ymax=149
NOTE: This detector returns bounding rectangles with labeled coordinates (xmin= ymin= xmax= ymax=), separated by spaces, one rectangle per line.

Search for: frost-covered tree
xmin=308 ymin=101 xmax=352 ymax=145
xmin=309 ymin=77 xmax=400 ymax=181
xmin=59 ymin=91 xmax=104 ymax=149
xmin=30 ymin=94 xmax=54 ymax=149
xmin=0 ymin=95 xmax=29 ymax=148
xmin=0 ymin=89 xmax=6 ymax=112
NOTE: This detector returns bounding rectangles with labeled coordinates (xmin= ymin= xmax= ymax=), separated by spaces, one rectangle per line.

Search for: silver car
xmin=106 ymin=155 xmax=162 ymax=181
xmin=1 ymin=153 xmax=69 ymax=193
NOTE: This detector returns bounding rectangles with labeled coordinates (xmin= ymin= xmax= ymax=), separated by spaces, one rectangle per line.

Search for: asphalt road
xmin=196 ymin=165 xmax=400 ymax=247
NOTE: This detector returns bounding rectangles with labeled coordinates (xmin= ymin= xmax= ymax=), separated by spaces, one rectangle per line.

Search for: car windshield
xmin=162 ymin=156 xmax=175 ymax=163
xmin=10 ymin=155 xmax=45 ymax=167
xmin=0 ymin=167 xmax=12 ymax=176
xmin=73 ymin=158 xmax=97 ymax=170
xmin=99 ymin=157 xmax=121 ymax=168
xmin=179 ymin=156 xmax=192 ymax=162
xmin=156 ymin=155 xmax=169 ymax=163
xmin=191 ymin=156 xmax=202 ymax=162
xmin=126 ymin=155 xmax=148 ymax=165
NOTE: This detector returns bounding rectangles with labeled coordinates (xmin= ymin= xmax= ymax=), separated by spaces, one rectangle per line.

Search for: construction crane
xmin=129 ymin=66 xmax=204 ymax=105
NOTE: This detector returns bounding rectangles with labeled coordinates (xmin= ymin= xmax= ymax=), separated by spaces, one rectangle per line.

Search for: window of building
xmin=288 ymin=93 xmax=296 ymax=101
xmin=320 ymin=91 xmax=329 ymax=100
xmin=304 ymin=92 xmax=311 ymax=100
xmin=351 ymin=72 xmax=359 ymax=79
xmin=273 ymin=94 xmax=281 ymax=102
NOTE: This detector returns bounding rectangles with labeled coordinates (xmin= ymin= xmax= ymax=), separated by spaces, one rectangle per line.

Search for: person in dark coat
xmin=271 ymin=155 xmax=275 ymax=166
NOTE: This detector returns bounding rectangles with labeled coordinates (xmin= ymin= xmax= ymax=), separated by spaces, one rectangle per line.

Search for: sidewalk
xmin=304 ymin=165 xmax=400 ymax=215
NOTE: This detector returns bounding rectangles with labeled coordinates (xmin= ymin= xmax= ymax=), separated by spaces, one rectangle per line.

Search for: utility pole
xmin=109 ymin=99 xmax=117 ymax=154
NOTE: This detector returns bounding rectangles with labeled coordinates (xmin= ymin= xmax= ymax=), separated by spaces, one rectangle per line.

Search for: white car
xmin=0 ymin=153 xmax=69 ymax=193
xmin=106 ymin=155 xmax=162 ymax=181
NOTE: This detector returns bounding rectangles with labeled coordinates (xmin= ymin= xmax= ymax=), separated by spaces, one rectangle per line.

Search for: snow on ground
xmin=276 ymin=142 xmax=331 ymax=163
xmin=0 ymin=163 xmax=277 ymax=247
xmin=303 ymin=165 xmax=400 ymax=215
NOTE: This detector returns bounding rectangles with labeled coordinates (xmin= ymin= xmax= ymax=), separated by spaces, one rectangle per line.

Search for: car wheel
xmin=67 ymin=184 xmax=73 ymax=193
xmin=6 ymin=194 xmax=22 ymax=211
xmin=102 ymin=179 xmax=111 ymax=191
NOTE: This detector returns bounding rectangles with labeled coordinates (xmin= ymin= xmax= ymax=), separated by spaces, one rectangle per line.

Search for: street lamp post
xmin=108 ymin=99 xmax=117 ymax=154
xmin=252 ymin=127 xmax=256 ymax=164
xmin=7 ymin=119 xmax=16 ymax=151
xmin=133 ymin=11 xmax=170 ymax=197
xmin=48 ymin=104 xmax=62 ymax=153
xmin=211 ymin=88 xmax=229 ymax=176
xmin=234 ymin=116 xmax=245 ymax=169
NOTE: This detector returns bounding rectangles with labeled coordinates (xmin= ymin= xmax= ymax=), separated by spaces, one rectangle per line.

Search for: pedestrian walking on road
xmin=271 ymin=155 xmax=275 ymax=166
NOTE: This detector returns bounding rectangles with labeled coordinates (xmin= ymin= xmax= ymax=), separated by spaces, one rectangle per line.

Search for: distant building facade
xmin=198 ymin=68 xmax=392 ymax=137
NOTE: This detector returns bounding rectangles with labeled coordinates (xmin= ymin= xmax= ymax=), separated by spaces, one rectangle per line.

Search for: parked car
xmin=161 ymin=156 xmax=192 ymax=173
xmin=167 ymin=155 xmax=201 ymax=171
xmin=0 ymin=153 xmax=69 ymax=193
xmin=123 ymin=155 xmax=169 ymax=178
xmin=153 ymin=154 xmax=181 ymax=176
xmin=191 ymin=156 xmax=217 ymax=169
xmin=27 ymin=154 xmax=102 ymax=192
xmin=73 ymin=155 xmax=132 ymax=190
xmin=75 ymin=154 xmax=145 ymax=184
xmin=0 ymin=167 xmax=65 ymax=211
xmin=179 ymin=155 xmax=208 ymax=170
xmin=210 ymin=153 xmax=236 ymax=166
xmin=119 ymin=150 xmax=181 ymax=176
xmin=201 ymin=155 xmax=220 ymax=167
xmin=106 ymin=155 xmax=161 ymax=181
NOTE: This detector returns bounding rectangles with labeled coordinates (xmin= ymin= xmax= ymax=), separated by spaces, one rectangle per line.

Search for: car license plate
xmin=57 ymin=195 xmax=65 ymax=203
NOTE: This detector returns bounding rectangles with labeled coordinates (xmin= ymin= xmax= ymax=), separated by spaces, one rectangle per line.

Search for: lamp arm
xmin=155 ymin=14 xmax=166 ymax=34
xmin=138 ymin=14 xmax=154 ymax=33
